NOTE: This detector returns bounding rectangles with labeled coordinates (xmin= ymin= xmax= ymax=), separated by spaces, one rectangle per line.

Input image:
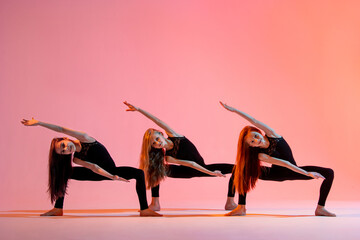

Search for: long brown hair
xmin=233 ymin=126 xmax=263 ymax=195
xmin=48 ymin=137 xmax=73 ymax=203
xmin=140 ymin=129 xmax=168 ymax=189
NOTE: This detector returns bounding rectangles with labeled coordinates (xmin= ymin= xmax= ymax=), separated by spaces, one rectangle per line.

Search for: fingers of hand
xmin=115 ymin=175 xmax=130 ymax=182
xmin=318 ymin=174 xmax=325 ymax=179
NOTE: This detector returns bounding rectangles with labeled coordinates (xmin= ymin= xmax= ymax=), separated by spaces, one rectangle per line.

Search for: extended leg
xmin=227 ymin=166 xmax=335 ymax=216
xmin=43 ymin=167 xmax=161 ymax=216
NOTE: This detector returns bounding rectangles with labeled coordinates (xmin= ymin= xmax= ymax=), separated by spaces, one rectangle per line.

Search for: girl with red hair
xmin=220 ymin=102 xmax=335 ymax=217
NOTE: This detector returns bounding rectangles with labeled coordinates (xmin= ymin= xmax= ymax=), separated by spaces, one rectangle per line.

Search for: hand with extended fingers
xmin=219 ymin=101 xmax=236 ymax=112
xmin=307 ymin=172 xmax=325 ymax=179
xmin=21 ymin=118 xmax=39 ymax=126
xmin=213 ymin=170 xmax=226 ymax=177
xmin=113 ymin=175 xmax=130 ymax=182
xmin=123 ymin=101 xmax=139 ymax=112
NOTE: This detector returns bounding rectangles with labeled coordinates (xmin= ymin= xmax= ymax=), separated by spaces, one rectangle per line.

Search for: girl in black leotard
xmin=220 ymin=102 xmax=335 ymax=217
xmin=124 ymin=101 xmax=236 ymax=211
xmin=21 ymin=118 xmax=161 ymax=217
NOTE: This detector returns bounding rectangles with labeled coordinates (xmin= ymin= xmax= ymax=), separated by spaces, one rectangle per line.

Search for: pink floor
xmin=1 ymin=202 xmax=359 ymax=240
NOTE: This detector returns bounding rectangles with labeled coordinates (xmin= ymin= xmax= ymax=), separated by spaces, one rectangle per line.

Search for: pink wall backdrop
xmin=1 ymin=0 xmax=359 ymax=210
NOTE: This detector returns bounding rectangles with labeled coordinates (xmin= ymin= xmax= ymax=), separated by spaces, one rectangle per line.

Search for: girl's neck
xmin=260 ymin=136 xmax=270 ymax=149
xmin=74 ymin=140 xmax=82 ymax=152
xmin=164 ymin=138 xmax=174 ymax=151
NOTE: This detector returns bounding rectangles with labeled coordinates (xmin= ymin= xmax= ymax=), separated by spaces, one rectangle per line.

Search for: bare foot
xmin=225 ymin=205 xmax=246 ymax=216
xmin=40 ymin=208 xmax=63 ymax=216
xmin=224 ymin=197 xmax=237 ymax=210
xmin=149 ymin=197 xmax=160 ymax=211
xmin=140 ymin=208 xmax=163 ymax=217
xmin=315 ymin=205 xmax=336 ymax=217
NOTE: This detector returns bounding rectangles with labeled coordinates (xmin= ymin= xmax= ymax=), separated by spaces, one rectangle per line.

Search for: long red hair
xmin=233 ymin=126 xmax=263 ymax=195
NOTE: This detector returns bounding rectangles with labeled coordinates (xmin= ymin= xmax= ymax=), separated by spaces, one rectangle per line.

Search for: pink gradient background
xmin=1 ymin=0 xmax=359 ymax=210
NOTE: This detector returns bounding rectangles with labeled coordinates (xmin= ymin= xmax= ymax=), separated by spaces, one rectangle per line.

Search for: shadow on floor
xmin=0 ymin=208 xmax=314 ymax=218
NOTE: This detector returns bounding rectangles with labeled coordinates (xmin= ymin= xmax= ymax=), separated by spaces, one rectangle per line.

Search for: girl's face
xmin=245 ymin=131 xmax=265 ymax=147
xmin=55 ymin=139 xmax=76 ymax=155
xmin=150 ymin=131 xmax=166 ymax=149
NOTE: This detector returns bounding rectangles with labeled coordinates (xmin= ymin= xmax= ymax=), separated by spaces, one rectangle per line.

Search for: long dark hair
xmin=140 ymin=129 xmax=168 ymax=188
xmin=233 ymin=126 xmax=263 ymax=195
xmin=48 ymin=137 xmax=73 ymax=203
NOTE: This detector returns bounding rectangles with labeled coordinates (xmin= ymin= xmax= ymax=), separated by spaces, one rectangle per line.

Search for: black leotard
xmin=74 ymin=141 xmax=117 ymax=170
xmin=259 ymin=137 xmax=296 ymax=164
xmin=165 ymin=136 xmax=205 ymax=165
xmin=234 ymin=136 xmax=334 ymax=206
xmin=151 ymin=136 xmax=234 ymax=197
xmin=54 ymin=141 xmax=149 ymax=210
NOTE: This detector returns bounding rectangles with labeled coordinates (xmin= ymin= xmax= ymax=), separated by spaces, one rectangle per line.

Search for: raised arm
xmin=123 ymin=101 xmax=182 ymax=137
xmin=166 ymin=156 xmax=225 ymax=177
xmin=219 ymin=101 xmax=280 ymax=138
xmin=73 ymin=158 xmax=129 ymax=182
xmin=21 ymin=118 xmax=95 ymax=142
xmin=258 ymin=153 xmax=325 ymax=179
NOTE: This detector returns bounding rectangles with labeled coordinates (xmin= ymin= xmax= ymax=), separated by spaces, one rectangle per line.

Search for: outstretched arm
xmin=258 ymin=153 xmax=325 ymax=179
xmin=73 ymin=158 xmax=129 ymax=182
xmin=219 ymin=101 xmax=280 ymax=138
xmin=166 ymin=156 xmax=225 ymax=177
xmin=124 ymin=101 xmax=182 ymax=137
xmin=21 ymin=118 xmax=95 ymax=142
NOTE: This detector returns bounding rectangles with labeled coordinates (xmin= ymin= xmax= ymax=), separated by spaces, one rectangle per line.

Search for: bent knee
xmin=324 ymin=168 xmax=334 ymax=179
xmin=134 ymin=168 xmax=145 ymax=180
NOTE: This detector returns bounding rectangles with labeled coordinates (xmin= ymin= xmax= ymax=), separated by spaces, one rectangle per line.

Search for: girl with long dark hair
xmin=124 ymin=101 xmax=237 ymax=211
xmin=21 ymin=118 xmax=161 ymax=217
xmin=219 ymin=102 xmax=335 ymax=217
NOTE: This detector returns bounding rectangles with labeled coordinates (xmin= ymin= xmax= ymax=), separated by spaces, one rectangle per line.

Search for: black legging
xmin=54 ymin=166 xmax=149 ymax=210
xmin=230 ymin=165 xmax=334 ymax=206
xmin=151 ymin=164 xmax=235 ymax=197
